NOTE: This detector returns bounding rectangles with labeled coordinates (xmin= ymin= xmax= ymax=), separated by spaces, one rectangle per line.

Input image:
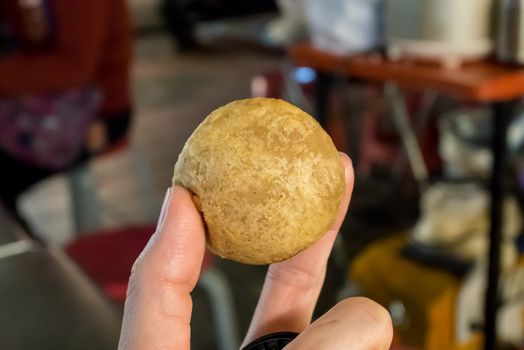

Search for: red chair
xmin=66 ymin=224 xmax=240 ymax=350
xmin=65 ymin=225 xmax=156 ymax=303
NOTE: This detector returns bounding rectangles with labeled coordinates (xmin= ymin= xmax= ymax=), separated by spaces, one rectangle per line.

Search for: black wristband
xmin=241 ymin=332 xmax=299 ymax=350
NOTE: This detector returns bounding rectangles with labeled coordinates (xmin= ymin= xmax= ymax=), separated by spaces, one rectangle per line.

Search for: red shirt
xmin=0 ymin=0 xmax=132 ymax=115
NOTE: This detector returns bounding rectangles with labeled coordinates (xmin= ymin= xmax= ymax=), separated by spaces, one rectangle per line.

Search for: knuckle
xmin=153 ymin=273 xmax=194 ymax=295
xmin=266 ymin=263 xmax=325 ymax=290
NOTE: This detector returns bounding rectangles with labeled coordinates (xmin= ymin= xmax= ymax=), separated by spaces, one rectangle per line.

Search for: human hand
xmin=118 ymin=153 xmax=393 ymax=349
xmin=85 ymin=120 xmax=109 ymax=154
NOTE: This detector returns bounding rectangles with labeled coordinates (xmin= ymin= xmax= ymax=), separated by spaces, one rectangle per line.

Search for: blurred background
xmin=1 ymin=0 xmax=524 ymax=349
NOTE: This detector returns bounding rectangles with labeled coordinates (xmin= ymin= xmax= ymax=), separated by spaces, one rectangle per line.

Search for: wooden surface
xmin=289 ymin=43 xmax=524 ymax=103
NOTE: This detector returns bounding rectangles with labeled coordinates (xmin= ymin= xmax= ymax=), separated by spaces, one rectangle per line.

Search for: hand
xmin=85 ymin=120 xmax=109 ymax=154
xmin=118 ymin=153 xmax=393 ymax=350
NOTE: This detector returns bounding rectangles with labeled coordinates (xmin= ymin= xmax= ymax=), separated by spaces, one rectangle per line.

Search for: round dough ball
xmin=173 ymin=98 xmax=345 ymax=264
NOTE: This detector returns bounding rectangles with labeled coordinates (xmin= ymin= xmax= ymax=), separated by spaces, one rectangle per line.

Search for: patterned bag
xmin=0 ymin=88 xmax=101 ymax=170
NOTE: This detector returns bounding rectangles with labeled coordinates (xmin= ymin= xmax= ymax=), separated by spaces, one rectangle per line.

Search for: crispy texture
xmin=173 ymin=98 xmax=345 ymax=264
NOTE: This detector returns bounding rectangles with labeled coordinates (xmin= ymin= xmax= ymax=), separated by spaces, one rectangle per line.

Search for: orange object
xmin=289 ymin=43 xmax=524 ymax=103
xmin=0 ymin=0 xmax=132 ymax=115
xmin=350 ymin=233 xmax=460 ymax=350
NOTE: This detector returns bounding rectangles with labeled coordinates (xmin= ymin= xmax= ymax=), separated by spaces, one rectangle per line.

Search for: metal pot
xmin=497 ymin=0 xmax=524 ymax=64
xmin=386 ymin=0 xmax=493 ymax=66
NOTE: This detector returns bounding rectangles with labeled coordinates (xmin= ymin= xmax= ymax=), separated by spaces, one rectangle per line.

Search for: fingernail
xmin=156 ymin=187 xmax=172 ymax=230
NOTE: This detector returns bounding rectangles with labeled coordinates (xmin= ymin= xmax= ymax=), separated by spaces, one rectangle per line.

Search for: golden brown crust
xmin=173 ymin=98 xmax=345 ymax=264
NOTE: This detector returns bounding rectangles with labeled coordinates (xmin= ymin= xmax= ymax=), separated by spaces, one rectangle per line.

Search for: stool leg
xmin=198 ymin=267 xmax=240 ymax=350
xmin=130 ymin=147 xmax=161 ymax=222
xmin=391 ymin=90 xmax=438 ymax=176
xmin=68 ymin=164 xmax=102 ymax=234
xmin=384 ymin=83 xmax=429 ymax=185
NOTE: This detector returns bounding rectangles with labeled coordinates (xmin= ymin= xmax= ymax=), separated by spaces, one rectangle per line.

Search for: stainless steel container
xmin=386 ymin=0 xmax=493 ymax=67
xmin=497 ymin=0 xmax=524 ymax=64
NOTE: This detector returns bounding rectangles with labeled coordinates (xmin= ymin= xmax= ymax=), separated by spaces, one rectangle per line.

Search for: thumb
xmin=285 ymin=297 xmax=393 ymax=350
xmin=118 ymin=186 xmax=206 ymax=350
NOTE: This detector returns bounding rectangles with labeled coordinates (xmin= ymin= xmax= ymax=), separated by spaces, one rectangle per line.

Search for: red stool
xmin=66 ymin=225 xmax=239 ymax=350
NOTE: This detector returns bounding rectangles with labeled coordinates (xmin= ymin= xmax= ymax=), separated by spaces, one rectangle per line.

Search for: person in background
xmin=0 ymin=0 xmax=132 ymax=223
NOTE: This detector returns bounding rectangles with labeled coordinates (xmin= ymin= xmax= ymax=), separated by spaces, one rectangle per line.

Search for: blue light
xmin=293 ymin=67 xmax=316 ymax=84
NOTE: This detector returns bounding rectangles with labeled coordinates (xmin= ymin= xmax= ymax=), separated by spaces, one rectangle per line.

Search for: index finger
xmin=243 ymin=153 xmax=355 ymax=345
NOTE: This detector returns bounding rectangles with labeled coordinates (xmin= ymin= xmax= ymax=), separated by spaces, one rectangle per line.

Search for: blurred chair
xmin=65 ymin=143 xmax=240 ymax=350
xmin=66 ymin=225 xmax=240 ymax=350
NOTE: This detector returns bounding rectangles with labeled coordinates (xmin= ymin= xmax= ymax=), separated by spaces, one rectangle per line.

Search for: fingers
xmin=118 ymin=186 xmax=206 ymax=350
xmin=285 ymin=297 xmax=393 ymax=350
xmin=243 ymin=153 xmax=355 ymax=346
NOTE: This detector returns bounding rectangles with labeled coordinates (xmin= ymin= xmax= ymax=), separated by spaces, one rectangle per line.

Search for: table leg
xmin=392 ymin=90 xmax=439 ymax=176
xmin=315 ymin=72 xmax=334 ymax=128
xmin=384 ymin=83 xmax=429 ymax=185
xmin=68 ymin=164 xmax=102 ymax=234
xmin=484 ymin=101 xmax=512 ymax=350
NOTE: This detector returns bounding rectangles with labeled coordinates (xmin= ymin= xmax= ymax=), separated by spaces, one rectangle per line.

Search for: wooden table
xmin=289 ymin=42 xmax=522 ymax=350
xmin=290 ymin=42 xmax=524 ymax=103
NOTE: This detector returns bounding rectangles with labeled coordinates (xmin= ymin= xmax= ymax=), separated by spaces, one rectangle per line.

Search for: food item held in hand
xmin=173 ymin=98 xmax=345 ymax=264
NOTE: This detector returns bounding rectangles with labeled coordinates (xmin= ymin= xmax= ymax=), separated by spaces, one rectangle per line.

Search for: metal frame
xmin=484 ymin=101 xmax=513 ymax=350
xmin=313 ymin=72 xmax=515 ymax=350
